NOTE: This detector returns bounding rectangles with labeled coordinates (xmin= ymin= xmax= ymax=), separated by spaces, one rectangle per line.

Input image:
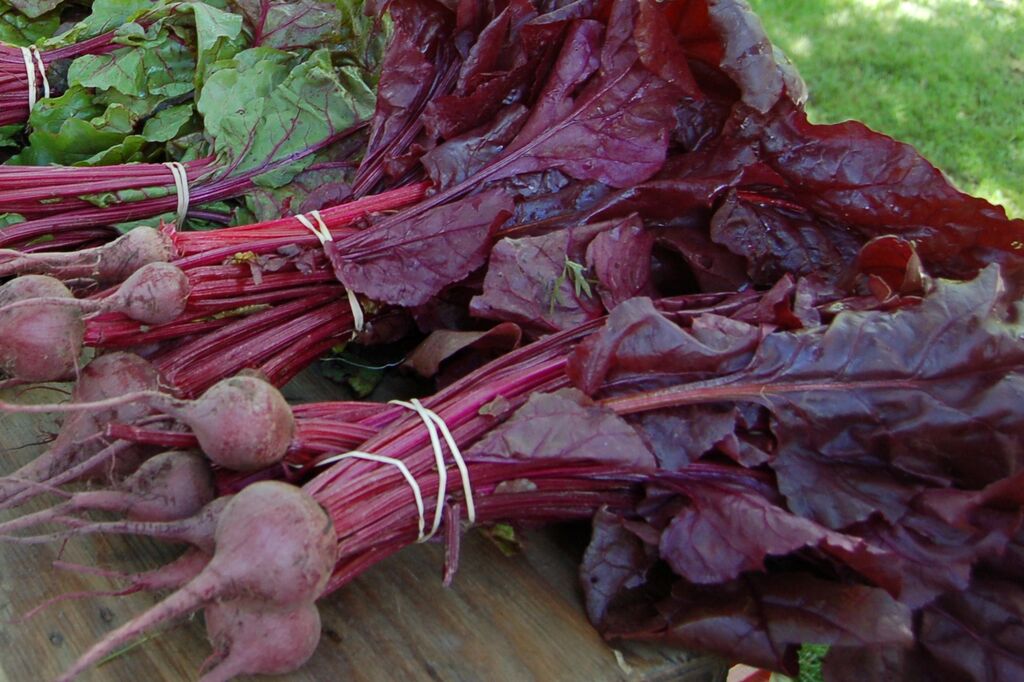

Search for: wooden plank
xmin=0 ymin=373 xmax=728 ymax=682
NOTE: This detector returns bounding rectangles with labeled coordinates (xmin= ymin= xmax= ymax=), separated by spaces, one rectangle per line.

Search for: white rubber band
xmin=316 ymin=450 xmax=427 ymax=541
xmin=30 ymin=47 xmax=49 ymax=101
xmin=391 ymin=399 xmax=476 ymax=526
xmin=295 ymin=210 xmax=366 ymax=333
xmin=345 ymin=288 xmax=365 ymax=333
xmin=314 ymin=400 xmax=476 ymax=543
xmin=411 ymin=398 xmax=476 ymax=524
xmin=163 ymin=162 xmax=190 ymax=227
xmin=20 ymin=47 xmax=36 ymax=112
xmin=390 ymin=399 xmax=448 ymax=539
xmin=295 ymin=210 xmax=332 ymax=243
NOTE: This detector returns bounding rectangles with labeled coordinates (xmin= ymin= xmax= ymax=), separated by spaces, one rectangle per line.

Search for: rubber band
xmin=390 ymin=399 xmax=448 ymax=539
xmin=391 ymin=399 xmax=476 ymax=526
xmin=20 ymin=46 xmax=49 ymax=113
xmin=316 ymin=450 xmax=426 ymax=541
xmin=30 ymin=47 xmax=49 ymax=101
xmin=20 ymin=48 xmax=36 ymax=113
xmin=394 ymin=399 xmax=476 ymax=525
xmin=295 ymin=210 xmax=365 ymax=332
xmin=314 ymin=400 xmax=476 ymax=543
xmin=294 ymin=210 xmax=331 ymax=243
xmin=345 ymin=288 xmax=365 ymax=333
xmin=163 ymin=162 xmax=190 ymax=227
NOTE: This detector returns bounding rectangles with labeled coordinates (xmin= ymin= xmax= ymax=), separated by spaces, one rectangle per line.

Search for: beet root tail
xmin=55 ymin=572 xmax=220 ymax=681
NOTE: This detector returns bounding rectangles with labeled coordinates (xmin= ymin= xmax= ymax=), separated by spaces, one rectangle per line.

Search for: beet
xmin=0 ymin=262 xmax=190 ymax=324
xmin=164 ymin=376 xmax=295 ymax=471
xmin=2 ymin=496 xmax=230 ymax=554
xmin=18 ymin=550 xmax=212 ymax=622
xmin=0 ymin=275 xmax=84 ymax=382
xmin=53 ymin=482 xmax=335 ymax=681
xmin=0 ymin=353 xmax=162 ymax=508
xmin=0 ymin=264 xmax=189 ymax=382
xmin=105 ymin=262 xmax=190 ymax=324
xmin=200 ymin=600 xmax=322 ymax=682
xmin=0 ymin=374 xmax=294 ymax=472
xmin=0 ymin=226 xmax=175 ymax=284
xmin=0 ymin=450 xmax=214 ymax=536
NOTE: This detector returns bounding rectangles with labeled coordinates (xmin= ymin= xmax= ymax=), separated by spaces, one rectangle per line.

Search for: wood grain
xmin=0 ymin=372 xmax=728 ymax=682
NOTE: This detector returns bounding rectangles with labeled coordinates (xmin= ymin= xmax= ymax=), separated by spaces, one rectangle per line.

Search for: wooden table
xmin=0 ymin=371 xmax=729 ymax=682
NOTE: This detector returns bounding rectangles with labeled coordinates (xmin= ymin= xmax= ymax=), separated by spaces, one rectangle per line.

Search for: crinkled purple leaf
xmin=595 ymin=267 xmax=1024 ymax=530
xmin=855 ymin=235 xmax=928 ymax=300
xmin=660 ymin=484 xmax=901 ymax=591
xmin=567 ymin=297 xmax=760 ymax=394
xmin=729 ymin=275 xmax=820 ymax=330
xmin=634 ymin=573 xmax=912 ymax=674
xmin=628 ymin=405 xmax=739 ymax=470
xmin=921 ymin=579 xmax=1024 ymax=681
xmin=825 ymin=576 xmax=1024 ymax=682
xmin=849 ymin=507 xmax=1016 ymax=609
xmin=917 ymin=469 xmax=1024 ymax=529
xmin=751 ymin=266 xmax=1024 ymax=528
xmin=758 ymin=100 xmax=1024 ymax=275
xmin=580 ymin=509 xmax=659 ymax=626
xmin=329 ymin=189 xmax=514 ymax=306
xmin=469 ymin=220 xmax=616 ymax=333
xmin=924 ymin=596 xmax=1024 ymax=682
xmin=420 ymin=0 xmax=543 ymax=140
xmin=351 ymin=0 xmax=455 ymax=193
xmin=480 ymin=3 xmax=679 ymax=188
xmin=710 ymin=190 xmax=862 ymax=287
xmin=654 ymin=222 xmax=751 ymax=293
xmin=985 ymin=525 xmax=1024 ymax=582
xmin=706 ymin=0 xmax=806 ymax=112
xmin=633 ymin=0 xmax=701 ymax=97
xmin=510 ymin=174 xmax=611 ymax=226
xmin=500 ymin=18 xmax=600 ymax=151
xmin=403 ymin=322 xmax=522 ymax=378
xmin=585 ymin=215 xmax=657 ymax=309
xmin=421 ymin=104 xmax=529 ymax=188
xmin=467 ymin=388 xmax=656 ymax=468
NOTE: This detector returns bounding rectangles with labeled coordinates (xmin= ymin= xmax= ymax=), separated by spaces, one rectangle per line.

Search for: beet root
xmin=0 ymin=353 xmax=162 ymax=508
xmin=200 ymin=600 xmax=322 ymax=682
xmin=20 ymin=549 xmax=212 ymax=621
xmin=111 ymin=450 xmax=215 ymax=522
xmin=106 ymin=262 xmax=190 ymax=324
xmin=0 ymin=440 xmax=134 ymax=511
xmin=0 ymin=275 xmax=83 ymax=382
xmin=0 ymin=496 xmax=230 ymax=553
xmin=0 ymin=374 xmax=294 ymax=472
xmin=0 ymin=450 xmax=214 ymax=535
xmin=164 ymin=376 xmax=296 ymax=472
xmin=0 ymin=261 xmax=190 ymax=327
xmin=0 ymin=226 xmax=174 ymax=284
xmin=54 ymin=482 xmax=335 ymax=681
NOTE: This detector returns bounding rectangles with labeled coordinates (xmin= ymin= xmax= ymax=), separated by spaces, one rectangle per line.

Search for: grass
xmin=746 ymin=0 xmax=1024 ymax=218
xmin=797 ymin=644 xmax=827 ymax=681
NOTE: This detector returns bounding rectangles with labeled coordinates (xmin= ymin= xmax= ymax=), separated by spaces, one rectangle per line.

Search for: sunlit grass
xmin=748 ymin=0 xmax=1024 ymax=218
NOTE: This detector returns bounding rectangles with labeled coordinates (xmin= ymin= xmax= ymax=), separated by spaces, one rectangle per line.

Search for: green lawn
xmin=747 ymin=0 xmax=1024 ymax=219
